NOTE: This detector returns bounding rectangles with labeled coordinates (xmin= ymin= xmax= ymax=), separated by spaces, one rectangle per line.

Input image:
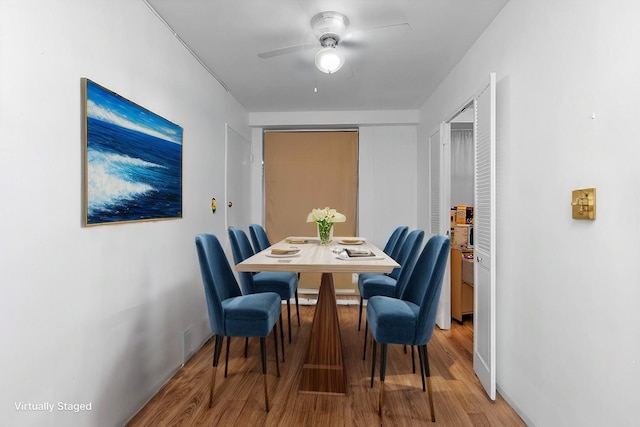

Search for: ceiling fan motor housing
xmin=311 ymin=11 xmax=349 ymax=44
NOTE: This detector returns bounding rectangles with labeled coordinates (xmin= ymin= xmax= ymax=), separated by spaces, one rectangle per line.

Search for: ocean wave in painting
xmin=87 ymin=150 xmax=160 ymax=214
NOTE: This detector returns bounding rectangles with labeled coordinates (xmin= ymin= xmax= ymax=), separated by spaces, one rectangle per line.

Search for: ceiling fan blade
xmin=365 ymin=22 xmax=412 ymax=32
xmin=258 ymin=43 xmax=316 ymax=59
xmin=346 ymin=22 xmax=411 ymax=42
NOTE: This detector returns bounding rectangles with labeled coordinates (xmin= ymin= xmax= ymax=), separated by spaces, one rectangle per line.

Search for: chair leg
xmin=417 ymin=344 xmax=426 ymax=392
xmin=244 ymin=337 xmax=249 ymax=358
xmin=378 ymin=343 xmax=388 ymax=417
xmin=370 ymin=340 xmax=377 ymax=388
xmin=260 ymin=337 xmax=269 ymax=412
xmin=358 ymin=296 xmax=363 ymax=331
xmin=209 ymin=335 xmax=224 ymax=408
xmin=362 ymin=318 xmax=369 ymax=360
xmin=224 ymin=336 xmax=231 ymax=378
xmin=422 ymin=344 xmax=436 ymax=422
xmin=295 ymin=290 xmax=301 ymax=326
xmin=273 ymin=328 xmax=280 ymax=377
xmin=287 ymin=300 xmax=292 ymax=343
xmin=279 ymin=313 xmax=285 ymax=362
xmin=411 ymin=345 xmax=416 ymax=374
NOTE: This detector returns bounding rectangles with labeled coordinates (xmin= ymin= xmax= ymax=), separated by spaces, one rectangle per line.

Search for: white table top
xmin=235 ymin=236 xmax=399 ymax=274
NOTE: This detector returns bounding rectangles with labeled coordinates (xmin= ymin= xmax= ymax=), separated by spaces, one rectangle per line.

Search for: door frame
xmin=434 ymin=74 xmax=497 ymax=400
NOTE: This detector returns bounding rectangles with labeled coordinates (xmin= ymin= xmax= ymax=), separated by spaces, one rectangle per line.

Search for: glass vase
xmin=317 ymin=221 xmax=333 ymax=245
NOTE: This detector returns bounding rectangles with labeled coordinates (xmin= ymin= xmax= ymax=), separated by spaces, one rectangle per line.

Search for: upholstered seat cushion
xmin=367 ymin=295 xmax=419 ymax=345
xmin=253 ymin=271 xmax=297 ymax=300
xmin=222 ymin=292 xmax=281 ymax=337
xmin=358 ymin=274 xmax=396 ymax=299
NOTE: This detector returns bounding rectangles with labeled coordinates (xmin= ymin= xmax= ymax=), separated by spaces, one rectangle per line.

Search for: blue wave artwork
xmin=84 ymin=79 xmax=183 ymax=225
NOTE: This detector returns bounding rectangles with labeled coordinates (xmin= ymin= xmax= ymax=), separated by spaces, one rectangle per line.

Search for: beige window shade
xmin=264 ymin=131 xmax=358 ymax=241
xmin=264 ymin=131 xmax=358 ymax=290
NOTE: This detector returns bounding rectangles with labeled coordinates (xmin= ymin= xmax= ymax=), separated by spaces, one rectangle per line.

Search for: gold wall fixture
xmin=571 ymin=188 xmax=596 ymax=220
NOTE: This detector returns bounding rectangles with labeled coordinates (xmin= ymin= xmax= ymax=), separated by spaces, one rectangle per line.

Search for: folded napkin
xmin=286 ymin=238 xmax=308 ymax=244
xmin=270 ymin=248 xmax=299 ymax=255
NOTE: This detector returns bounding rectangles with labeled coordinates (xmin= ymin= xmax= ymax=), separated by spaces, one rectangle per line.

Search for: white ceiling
xmin=145 ymin=0 xmax=509 ymax=112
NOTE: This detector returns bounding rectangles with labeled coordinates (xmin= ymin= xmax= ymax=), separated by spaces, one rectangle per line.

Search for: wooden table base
xmin=299 ymin=272 xmax=347 ymax=395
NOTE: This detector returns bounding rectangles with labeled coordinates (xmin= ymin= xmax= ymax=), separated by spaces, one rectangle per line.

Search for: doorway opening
xmin=449 ymin=103 xmax=475 ymax=332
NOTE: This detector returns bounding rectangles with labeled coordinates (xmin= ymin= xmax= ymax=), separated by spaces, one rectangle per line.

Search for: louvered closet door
xmin=431 ymin=123 xmax=452 ymax=330
xmin=473 ymin=73 xmax=496 ymax=400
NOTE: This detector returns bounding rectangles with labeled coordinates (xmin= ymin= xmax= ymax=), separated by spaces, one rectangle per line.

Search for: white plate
xmin=285 ymin=238 xmax=309 ymax=244
xmin=335 ymin=256 xmax=384 ymax=261
xmin=338 ymin=239 xmax=364 ymax=245
xmin=266 ymin=253 xmax=301 ymax=258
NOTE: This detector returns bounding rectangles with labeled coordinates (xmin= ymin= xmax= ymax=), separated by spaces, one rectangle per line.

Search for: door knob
xmin=227 ymin=201 xmax=233 ymax=207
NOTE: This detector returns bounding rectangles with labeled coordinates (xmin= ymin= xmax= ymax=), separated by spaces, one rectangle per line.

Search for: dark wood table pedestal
xmin=299 ymin=272 xmax=347 ymax=395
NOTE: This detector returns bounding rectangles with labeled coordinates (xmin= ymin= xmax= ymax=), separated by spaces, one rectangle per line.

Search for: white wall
xmin=418 ymin=0 xmax=640 ymax=425
xmin=0 ymin=1 xmax=248 ymax=426
xmin=358 ymin=125 xmax=418 ymax=247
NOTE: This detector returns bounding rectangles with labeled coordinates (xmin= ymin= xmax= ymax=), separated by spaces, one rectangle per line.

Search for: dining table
xmin=235 ymin=236 xmax=399 ymax=395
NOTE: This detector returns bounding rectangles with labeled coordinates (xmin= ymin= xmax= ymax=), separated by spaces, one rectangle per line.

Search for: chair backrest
xmin=391 ymin=229 xmax=425 ymax=297
xmin=249 ymin=224 xmax=271 ymax=252
xmin=195 ymin=233 xmax=243 ymax=336
xmin=383 ymin=226 xmax=408 ymax=260
xmin=401 ymin=235 xmax=450 ymax=345
xmin=389 ymin=229 xmax=424 ymax=280
xmin=227 ymin=227 xmax=257 ymax=294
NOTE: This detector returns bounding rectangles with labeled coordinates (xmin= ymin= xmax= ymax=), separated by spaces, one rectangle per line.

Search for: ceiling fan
xmin=258 ymin=11 xmax=410 ymax=75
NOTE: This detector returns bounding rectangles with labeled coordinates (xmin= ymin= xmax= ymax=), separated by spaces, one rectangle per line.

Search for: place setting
xmin=336 ymin=238 xmax=365 ymax=245
xmin=265 ymin=246 xmax=302 ymax=258
xmin=331 ymin=245 xmax=383 ymax=261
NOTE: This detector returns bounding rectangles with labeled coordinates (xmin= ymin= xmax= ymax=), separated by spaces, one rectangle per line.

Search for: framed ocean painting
xmin=82 ymin=78 xmax=183 ymax=226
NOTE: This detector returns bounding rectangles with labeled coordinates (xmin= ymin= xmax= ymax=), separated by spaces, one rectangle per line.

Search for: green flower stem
xmin=317 ymin=220 xmax=333 ymax=245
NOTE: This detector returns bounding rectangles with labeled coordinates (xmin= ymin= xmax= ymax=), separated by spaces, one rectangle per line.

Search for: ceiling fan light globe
xmin=315 ymin=48 xmax=344 ymax=74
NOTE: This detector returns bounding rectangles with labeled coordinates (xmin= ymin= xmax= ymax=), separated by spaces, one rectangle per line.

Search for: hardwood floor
xmin=127 ymin=302 xmax=525 ymax=426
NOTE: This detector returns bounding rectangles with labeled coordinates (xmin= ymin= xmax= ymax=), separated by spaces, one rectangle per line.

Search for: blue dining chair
xmin=387 ymin=225 xmax=409 ymax=261
xmin=365 ymin=234 xmax=450 ymax=421
xmin=195 ymin=233 xmax=281 ymax=412
xmin=249 ymin=223 xmax=271 ymax=252
xmin=357 ymin=228 xmax=420 ymax=332
xmin=249 ymin=223 xmax=302 ymax=328
xmin=356 ymin=226 xmax=408 ymax=328
xmin=228 ymin=228 xmax=300 ymax=348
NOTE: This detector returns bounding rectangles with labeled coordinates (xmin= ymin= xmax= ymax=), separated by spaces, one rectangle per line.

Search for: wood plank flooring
xmin=127 ymin=302 xmax=525 ymax=426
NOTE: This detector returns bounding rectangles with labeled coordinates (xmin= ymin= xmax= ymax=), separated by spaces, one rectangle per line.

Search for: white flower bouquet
xmin=306 ymin=207 xmax=346 ymax=244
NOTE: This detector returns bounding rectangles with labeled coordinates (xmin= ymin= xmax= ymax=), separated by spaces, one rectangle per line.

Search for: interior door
xmin=431 ymin=123 xmax=451 ymax=330
xmin=473 ymin=73 xmax=496 ymax=400
xmin=225 ymin=124 xmax=252 ymax=232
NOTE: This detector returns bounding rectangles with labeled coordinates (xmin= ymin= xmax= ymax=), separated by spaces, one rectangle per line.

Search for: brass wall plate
xmin=571 ymin=188 xmax=596 ymax=220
